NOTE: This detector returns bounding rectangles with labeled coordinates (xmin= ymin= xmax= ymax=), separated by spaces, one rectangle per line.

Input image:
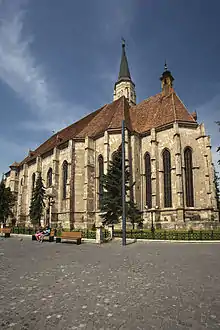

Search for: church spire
xmin=160 ymin=61 xmax=174 ymax=96
xmin=118 ymin=39 xmax=131 ymax=81
xmin=113 ymin=40 xmax=136 ymax=105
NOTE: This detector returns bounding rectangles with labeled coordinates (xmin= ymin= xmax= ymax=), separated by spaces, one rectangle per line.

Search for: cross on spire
xmin=164 ymin=60 xmax=168 ymax=71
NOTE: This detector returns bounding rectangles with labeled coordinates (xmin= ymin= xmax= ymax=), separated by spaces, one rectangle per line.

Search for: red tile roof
xmin=130 ymin=91 xmax=195 ymax=133
xmin=18 ymin=91 xmax=195 ymax=167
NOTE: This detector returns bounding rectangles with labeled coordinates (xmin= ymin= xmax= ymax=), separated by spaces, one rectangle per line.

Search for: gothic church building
xmin=5 ymin=43 xmax=219 ymax=229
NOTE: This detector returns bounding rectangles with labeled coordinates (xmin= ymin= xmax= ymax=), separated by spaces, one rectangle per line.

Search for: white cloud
xmin=0 ymin=136 xmax=30 ymax=174
xmin=0 ymin=0 xmax=86 ymax=132
xmin=20 ymin=103 xmax=89 ymax=133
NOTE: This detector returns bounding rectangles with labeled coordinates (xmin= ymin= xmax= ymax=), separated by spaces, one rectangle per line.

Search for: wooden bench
xmin=0 ymin=228 xmax=11 ymax=238
xmin=32 ymin=229 xmax=55 ymax=242
xmin=56 ymin=231 xmax=82 ymax=245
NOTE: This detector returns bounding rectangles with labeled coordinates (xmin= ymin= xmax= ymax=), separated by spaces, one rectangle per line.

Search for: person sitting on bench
xmin=43 ymin=226 xmax=51 ymax=237
xmin=38 ymin=226 xmax=51 ymax=242
xmin=35 ymin=227 xmax=44 ymax=241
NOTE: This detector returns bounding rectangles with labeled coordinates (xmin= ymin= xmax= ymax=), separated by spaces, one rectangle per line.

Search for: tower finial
xmin=164 ymin=60 xmax=168 ymax=71
xmin=160 ymin=61 xmax=174 ymax=95
xmin=121 ymin=37 xmax=125 ymax=47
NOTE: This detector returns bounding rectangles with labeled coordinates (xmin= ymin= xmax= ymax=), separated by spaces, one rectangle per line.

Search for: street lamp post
xmin=49 ymin=196 xmax=52 ymax=227
xmin=45 ymin=194 xmax=55 ymax=228
xmin=122 ymin=119 xmax=126 ymax=246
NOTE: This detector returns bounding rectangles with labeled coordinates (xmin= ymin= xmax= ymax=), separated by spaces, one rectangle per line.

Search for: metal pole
xmin=122 ymin=120 xmax=126 ymax=246
xmin=49 ymin=197 xmax=52 ymax=228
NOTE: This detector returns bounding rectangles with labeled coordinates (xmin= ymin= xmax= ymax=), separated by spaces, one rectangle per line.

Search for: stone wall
xmin=5 ymin=122 xmax=219 ymax=230
xmin=74 ymin=141 xmax=85 ymax=228
xmin=113 ymin=80 xmax=136 ymax=105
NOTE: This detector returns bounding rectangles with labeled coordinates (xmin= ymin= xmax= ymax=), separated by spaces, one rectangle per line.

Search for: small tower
xmin=160 ymin=62 xmax=174 ymax=96
xmin=113 ymin=40 xmax=136 ymax=105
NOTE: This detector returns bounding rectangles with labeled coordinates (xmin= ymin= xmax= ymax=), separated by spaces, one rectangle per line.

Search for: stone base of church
xmin=12 ymin=208 xmax=219 ymax=232
xmin=143 ymin=208 xmax=220 ymax=230
xmin=144 ymin=221 xmax=220 ymax=230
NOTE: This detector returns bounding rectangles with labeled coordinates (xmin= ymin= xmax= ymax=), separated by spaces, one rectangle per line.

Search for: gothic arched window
xmin=32 ymin=173 xmax=35 ymax=191
xmin=184 ymin=147 xmax=194 ymax=207
xmin=47 ymin=168 xmax=52 ymax=187
xmin=62 ymin=161 xmax=68 ymax=199
xmin=98 ymin=155 xmax=104 ymax=207
xmin=163 ymin=149 xmax=172 ymax=208
xmin=144 ymin=152 xmax=152 ymax=209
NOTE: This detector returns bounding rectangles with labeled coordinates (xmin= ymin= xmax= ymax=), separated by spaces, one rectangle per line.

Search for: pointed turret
xmin=160 ymin=61 xmax=174 ymax=96
xmin=113 ymin=40 xmax=136 ymax=106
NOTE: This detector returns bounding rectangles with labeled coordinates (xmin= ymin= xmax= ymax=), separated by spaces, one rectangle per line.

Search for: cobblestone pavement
xmin=0 ymin=237 xmax=220 ymax=330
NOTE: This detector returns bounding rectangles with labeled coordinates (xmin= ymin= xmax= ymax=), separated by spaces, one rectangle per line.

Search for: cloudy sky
xmin=0 ymin=0 xmax=219 ymax=175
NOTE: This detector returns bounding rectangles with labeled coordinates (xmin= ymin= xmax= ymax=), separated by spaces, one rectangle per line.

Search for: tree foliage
xmin=29 ymin=173 xmax=45 ymax=226
xmin=0 ymin=179 xmax=15 ymax=224
xmin=100 ymin=146 xmax=142 ymax=227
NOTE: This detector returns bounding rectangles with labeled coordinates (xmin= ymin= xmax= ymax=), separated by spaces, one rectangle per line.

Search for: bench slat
xmin=0 ymin=228 xmax=11 ymax=233
xmin=61 ymin=232 xmax=82 ymax=239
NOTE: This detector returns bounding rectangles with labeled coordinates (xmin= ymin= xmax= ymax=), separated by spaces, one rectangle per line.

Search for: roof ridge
xmin=58 ymin=104 xmax=107 ymax=136
xmin=131 ymin=92 xmax=162 ymax=108
xmin=107 ymin=96 xmax=125 ymax=128
xmin=33 ymin=105 xmax=106 ymax=153
xmin=173 ymin=92 xmax=196 ymax=122
xmin=171 ymin=92 xmax=177 ymax=122
xmin=15 ymin=91 xmax=197 ymax=170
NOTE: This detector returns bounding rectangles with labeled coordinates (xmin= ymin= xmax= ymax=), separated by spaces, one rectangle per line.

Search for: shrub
xmin=113 ymin=229 xmax=220 ymax=240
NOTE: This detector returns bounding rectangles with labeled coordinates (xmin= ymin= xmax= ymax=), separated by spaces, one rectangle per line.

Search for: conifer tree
xmin=0 ymin=179 xmax=15 ymax=224
xmin=29 ymin=173 xmax=45 ymax=226
xmin=100 ymin=146 xmax=142 ymax=227
xmin=127 ymin=200 xmax=142 ymax=229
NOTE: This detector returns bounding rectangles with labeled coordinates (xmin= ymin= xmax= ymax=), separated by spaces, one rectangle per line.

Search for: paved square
xmin=0 ymin=237 xmax=220 ymax=329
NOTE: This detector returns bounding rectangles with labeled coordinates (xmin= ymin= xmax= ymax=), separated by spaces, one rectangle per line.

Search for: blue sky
xmin=0 ymin=0 xmax=219 ymax=175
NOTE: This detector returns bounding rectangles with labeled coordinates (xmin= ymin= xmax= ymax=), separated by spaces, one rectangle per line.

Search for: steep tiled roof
xmin=76 ymin=97 xmax=130 ymax=137
xmin=19 ymin=106 xmax=104 ymax=165
xmin=18 ymin=91 xmax=195 ymax=167
xmin=129 ymin=91 xmax=195 ymax=133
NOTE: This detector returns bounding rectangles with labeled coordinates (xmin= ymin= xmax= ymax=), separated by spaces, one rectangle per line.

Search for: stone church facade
xmin=5 ymin=42 xmax=219 ymax=229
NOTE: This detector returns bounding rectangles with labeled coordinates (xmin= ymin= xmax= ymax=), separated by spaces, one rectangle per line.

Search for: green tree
xmin=29 ymin=173 xmax=45 ymax=226
xmin=0 ymin=179 xmax=15 ymax=224
xmin=127 ymin=200 xmax=142 ymax=229
xmin=100 ymin=146 xmax=142 ymax=227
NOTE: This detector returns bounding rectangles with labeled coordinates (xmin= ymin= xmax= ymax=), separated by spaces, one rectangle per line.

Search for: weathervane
xmin=164 ymin=59 xmax=168 ymax=71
